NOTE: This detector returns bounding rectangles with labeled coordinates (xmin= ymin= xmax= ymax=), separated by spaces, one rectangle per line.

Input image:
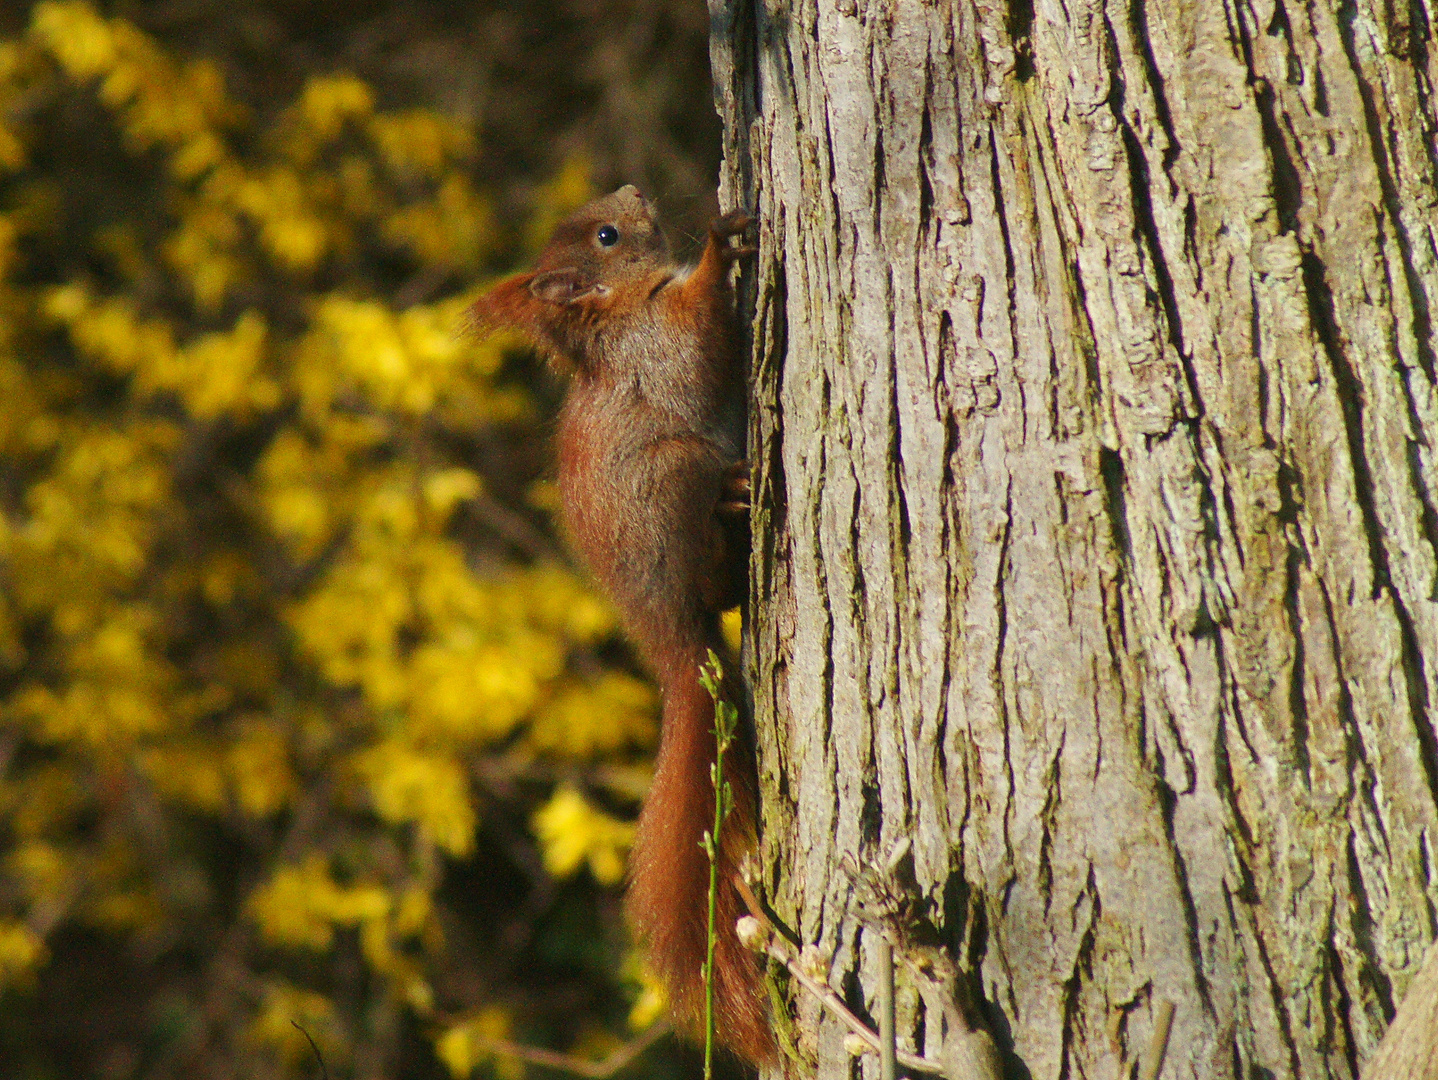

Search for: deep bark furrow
xmin=1238 ymin=883 xmax=1305 ymax=1074
xmin=1301 ymin=249 xmax=1392 ymax=598
xmin=1339 ymin=1 xmax=1438 ymax=380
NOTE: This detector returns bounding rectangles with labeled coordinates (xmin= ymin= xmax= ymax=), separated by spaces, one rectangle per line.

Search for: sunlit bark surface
xmin=710 ymin=1 xmax=1438 ymax=1076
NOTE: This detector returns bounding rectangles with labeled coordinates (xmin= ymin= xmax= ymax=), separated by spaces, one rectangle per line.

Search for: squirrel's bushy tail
xmin=625 ymin=641 xmax=775 ymax=1066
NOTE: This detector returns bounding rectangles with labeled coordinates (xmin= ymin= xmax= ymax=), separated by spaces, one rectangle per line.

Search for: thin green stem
xmin=699 ymin=651 xmax=735 ymax=1080
xmin=704 ymin=755 xmax=722 ymax=1080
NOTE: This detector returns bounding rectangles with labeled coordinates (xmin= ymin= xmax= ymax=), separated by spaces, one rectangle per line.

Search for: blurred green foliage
xmin=0 ymin=2 xmax=723 ymax=1077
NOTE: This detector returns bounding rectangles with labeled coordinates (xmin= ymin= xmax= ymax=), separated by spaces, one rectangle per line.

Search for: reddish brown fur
xmin=470 ymin=188 xmax=770 ymax=1064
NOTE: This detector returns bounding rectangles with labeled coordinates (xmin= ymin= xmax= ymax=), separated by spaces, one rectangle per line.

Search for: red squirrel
xmin=469 ymin=186 xmax=772 ymax=1064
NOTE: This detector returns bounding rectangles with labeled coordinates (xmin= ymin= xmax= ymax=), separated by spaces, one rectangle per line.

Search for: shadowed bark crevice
xmin=1155 ymin=777 xmax=1216 ymax=1014
xmin=1099 ymin=447 xmax=1132 ymax=564
xmin=1117 ymin=119 xmax=1191 ymax=384
xmin=1344 ymin=831 xmax=1398 ymax=1023
xmin=1335 ymin=0 xmax=1438 ymax=381
xmin=1252 ymin=79 xmax=1303 ymax=236
xmin=1054 ymin=895 xmax=1095 ymax=1080
xmin=1395 ymin=598 xmax=1438 ymax=806
xmin=1247 ymin=898 xmax=1306 ymax=1077
xmin=1128 ymin=0 xmax=1179 ymax=172
xmin=1399 ymin=424 xmax=1438 ymax=592
xmin=1324 ymin=913 xmax=1361 ymax=1077
xmin=917 ymin=82 xmax=936 ymax=233
xmin=1300 ymin=250 xmax=1389 ymax=596
xmin=1212 ymin=698 xmax=1259 ymax=859
xmin=1036 ymin=742 xmax=1062 ymax=914
xmin=985 ymin=128 xmax=1021 ymax=368
xmin=1284 ymin=544 xmax=1313 ymax=784
xmin=1006 ymin=0 xmax=1035 ymax=82
xmin=1264 ymin=0 xmax=1307 ymax=94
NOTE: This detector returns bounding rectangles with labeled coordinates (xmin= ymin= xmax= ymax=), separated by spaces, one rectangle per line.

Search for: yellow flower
xmin=247 ymin=856 xmax=392 ymax=951
xmin=532 ymin=787 xmax=635 ymax=885
xmin=530 ymin=674 xmax=657 ymax=758
xmin=436 ymin=1006 xmax=521 ymax=1080
xmin=227 ymin=722 xmax=296 ymax=817
xmin=0 ymin=922 xmax=45 ymax=990
xmin=626 ymin=962 xmax=668 ymax=1031
xmin=31 ymin=1 xmax=117 ymax=80
xmin=356 ymin=741 xmax=476 ymax=856
xmin=368 ymin=109 xmax=472 ymax=176
xmin=422 ymin=468 xmax=483 ymax=516
xmin=299 ymin=73 xmax=373 ymax=141
xmin=140 ymin=744 xmax=227 ymax=812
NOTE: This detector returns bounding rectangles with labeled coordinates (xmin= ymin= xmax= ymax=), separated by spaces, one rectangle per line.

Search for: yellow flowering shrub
xmin=0 ymin=5 xmax=690 ymax=1077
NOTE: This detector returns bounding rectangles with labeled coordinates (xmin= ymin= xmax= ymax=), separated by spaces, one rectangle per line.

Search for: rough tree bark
xmin=708 ymin=1 xmax=1438 ymax=1077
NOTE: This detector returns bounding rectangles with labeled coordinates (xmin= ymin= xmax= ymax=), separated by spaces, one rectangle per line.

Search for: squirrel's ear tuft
xmin=467 ymin=272 xmax=536 ymax=335
xmin=530 ymin=267 xmax=600 ymax=305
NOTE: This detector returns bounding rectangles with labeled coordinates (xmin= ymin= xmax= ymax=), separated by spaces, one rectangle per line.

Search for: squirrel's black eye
xmin=597 ymin=225 xmax=620 ymax=247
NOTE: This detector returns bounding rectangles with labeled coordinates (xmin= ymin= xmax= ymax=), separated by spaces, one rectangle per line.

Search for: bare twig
xmin=732 ymin=884 xmax=946 ymax=1075
xmin=733 ymin=873 xmax=800 ymax=948
xmin=878 ymin=937 xmax=897 ymax=1080
xmin=837 ymin=841 xmax=1008 ymax=1080
xmin=469 ymin=1021 xmax=670 ymax=1079
xmin=1138 ymin=1000 xmax=1174 ymax=1080
xmin=291 ymin=1021 xmax=330 ymax=1080
xmin=766 ymin=935 xmax=944 ymax=1074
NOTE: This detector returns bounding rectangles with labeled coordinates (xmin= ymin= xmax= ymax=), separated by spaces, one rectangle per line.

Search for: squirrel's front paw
xmin=711 ymin=210 xmax=753 ymax=239
xmin=711 ymin=211 xmax=757 ymax=261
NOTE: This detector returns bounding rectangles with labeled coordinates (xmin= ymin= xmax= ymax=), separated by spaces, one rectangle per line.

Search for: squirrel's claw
xmin=718 ymin=461 xmax=751 ymax=517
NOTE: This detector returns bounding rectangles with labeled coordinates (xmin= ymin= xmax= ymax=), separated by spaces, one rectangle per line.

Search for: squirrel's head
xmin=529 ymin=185 xmax=670 ymax=305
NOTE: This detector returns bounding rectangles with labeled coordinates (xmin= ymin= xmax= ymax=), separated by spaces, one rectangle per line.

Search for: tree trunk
xmin=709 ymin=1 xmax=1438 ymax=1077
